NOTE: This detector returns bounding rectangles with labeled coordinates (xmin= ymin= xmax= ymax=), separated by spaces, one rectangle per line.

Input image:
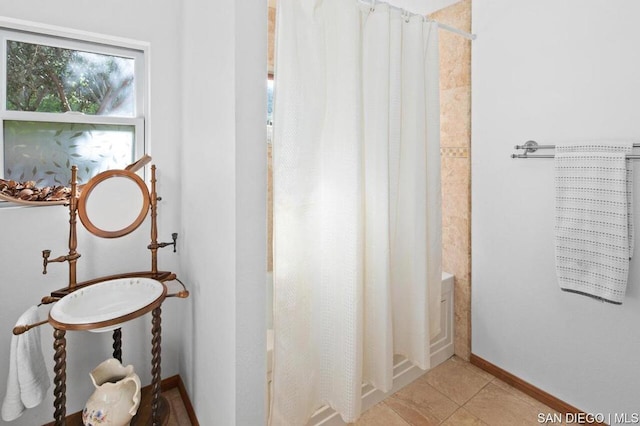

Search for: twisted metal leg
xmin=53 ymin=329 xmax=67 ymax=426
xmin=112 ymin=328 xmax=122 ymax=363
xmin=151 ymin=307 xmax=162 ymax=426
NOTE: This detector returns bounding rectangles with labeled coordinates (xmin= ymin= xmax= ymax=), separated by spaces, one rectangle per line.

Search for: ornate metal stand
xmin=35 ymin=164 xmax=182 ymax=426
xmin=151 ymin=307 xmax=162 ymax=426
xmin=52 ymin=313 xmax=165 ymax=426
xmin=112 ymin=328 xmax=122 ymax=363
xmin=53 ymin=329 xmax=67 ymax=426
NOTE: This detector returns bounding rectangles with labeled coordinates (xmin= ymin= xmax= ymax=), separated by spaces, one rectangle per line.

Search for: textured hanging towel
xmin=2 ymin=306 xmax=50 ymax=421
xmin=554 ymin=143 xmax=634 ymax=304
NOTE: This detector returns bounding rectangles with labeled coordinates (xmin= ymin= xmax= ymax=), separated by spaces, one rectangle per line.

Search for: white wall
xmin=0 ymin=1 xmax=268 ymax=425
xmin=180 ymin=0 xmax=267 ymax=424
xmin=0 ymin=2 xmax=183 ymax=425
xmin=472 ymin=0 xmax=640 ymax=419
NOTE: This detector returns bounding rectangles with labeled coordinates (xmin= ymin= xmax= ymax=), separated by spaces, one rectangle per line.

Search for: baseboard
xmin=42 ymin=374 xmax=199 ymax=426
xmin=469 ymin=354 xmax=607 ymax=426
xmin=177 ymin=374 xmax=199 ymax=426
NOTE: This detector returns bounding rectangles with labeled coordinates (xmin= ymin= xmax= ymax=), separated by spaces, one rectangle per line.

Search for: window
xmin=267 ymin=77 xmax=274 ymax=144
xmin=0 ymin=26 xmax=145 ymax=189
xmin=267 ymin=78 xmax=274 ymax=127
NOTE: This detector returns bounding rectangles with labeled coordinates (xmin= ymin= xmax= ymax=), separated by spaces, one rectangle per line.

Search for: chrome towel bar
xmin=511 ymin=140 xmax=640 ymax=159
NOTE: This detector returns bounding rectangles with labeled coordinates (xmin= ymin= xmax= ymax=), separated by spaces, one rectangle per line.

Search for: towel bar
xmin=512 ymin=140 xmax=640 ymax=159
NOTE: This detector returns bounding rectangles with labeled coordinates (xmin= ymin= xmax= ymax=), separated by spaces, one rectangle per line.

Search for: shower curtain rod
xmin=512 ymin=140 xmax=640 ymax=159
xmin=358 ymin=0 xmax=477 ymax=40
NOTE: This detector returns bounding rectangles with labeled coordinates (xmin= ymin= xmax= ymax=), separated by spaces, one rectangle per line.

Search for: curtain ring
xmin=370 ymin=0 xmax=376 ymax=12
xmin=403 ymin=10 xmax=410 ymax=23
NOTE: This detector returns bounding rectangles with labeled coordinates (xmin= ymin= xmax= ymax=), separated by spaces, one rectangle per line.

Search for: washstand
xmin=12 ymin=160 xmax=189 ymax=426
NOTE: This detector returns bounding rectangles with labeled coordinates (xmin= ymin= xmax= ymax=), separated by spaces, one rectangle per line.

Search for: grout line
xmin=439 ymin=406 xmax=461 ymax=425
xmin=380 ymin=401 xmax=413 ymax=426
xmin=383 ymin=377 xmax=461 ymax=425
xmin=439 ymin=407 xmax=491 ymax=426
xmin=460 ymin=375 xmax=492 ymax=407
xmin=447 ymin=357 xmax=496 ymax=406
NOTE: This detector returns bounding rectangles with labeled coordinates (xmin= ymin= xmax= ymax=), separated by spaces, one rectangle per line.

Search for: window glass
xmin=0 ymin=27 xmax=145 ymax=201
xmin=4 ymin=121 xmax=135 ymax=186
xmin=6 ymin=41 xmax=135 ymax=117
xmin=267 ymin=79 xmax=274 ymax=126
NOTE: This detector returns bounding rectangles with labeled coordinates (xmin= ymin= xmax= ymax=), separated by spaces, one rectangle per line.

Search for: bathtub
xmin=266 ymin=272 xmax=455 ymax=424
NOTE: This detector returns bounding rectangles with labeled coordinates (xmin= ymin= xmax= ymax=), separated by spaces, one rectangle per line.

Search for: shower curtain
xmin=271 ymin=0 xmax=442 ymax=424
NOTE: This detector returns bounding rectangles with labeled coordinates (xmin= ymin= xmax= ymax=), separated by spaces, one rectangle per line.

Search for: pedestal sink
xmin=49 ymin=277 xmax=166 ymax=332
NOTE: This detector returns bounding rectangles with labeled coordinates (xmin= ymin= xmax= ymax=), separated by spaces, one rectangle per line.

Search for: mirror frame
xmin=77 ymin=169 xmax=150 ymax=238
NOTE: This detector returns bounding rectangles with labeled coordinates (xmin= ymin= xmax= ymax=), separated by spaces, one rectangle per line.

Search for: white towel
xmin=554 ymin=143 xmax=634 ymax=304
xmin=2 ymin=306 xmax=50 ymax=421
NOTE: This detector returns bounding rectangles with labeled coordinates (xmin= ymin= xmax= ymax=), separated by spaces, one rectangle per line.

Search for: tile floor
xmin=352 ymin=356 xmax=566 ymax=426
xmin=165 ymin=356 xmax=566 ymax=425
xmin=164 ymin=387 xmax=194 ymax=425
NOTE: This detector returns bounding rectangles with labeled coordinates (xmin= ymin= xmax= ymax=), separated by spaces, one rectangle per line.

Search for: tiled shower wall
xmin=431 ymin=0 xmax=472 ymax=360
xmin=267 ymin=0 xmax=472 ymax=360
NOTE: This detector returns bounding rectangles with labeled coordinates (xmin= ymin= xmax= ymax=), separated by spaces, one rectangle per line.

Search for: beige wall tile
xmin=453 ymin=278 xmax=471 ymax=359
xmin=434 ymin=0 xmax=472 ymax=32
xmin=441 ymin=156 xmax=470 ymax=186
xmin=432 ymin=0 xmax=472 ymax=91
xmin=441 ymin=86 xmax=471 ymax=142
xmin=268 ymin=6 xmax=276 ymax=74
xmin=435 ymin=0 xmax=472 ymax=361
xmin=439 ymin=36 xmax=471 ymax=91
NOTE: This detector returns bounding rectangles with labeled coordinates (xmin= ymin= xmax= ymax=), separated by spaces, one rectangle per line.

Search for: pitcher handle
xmin=123 ymin=374 xmax=142 ymax=416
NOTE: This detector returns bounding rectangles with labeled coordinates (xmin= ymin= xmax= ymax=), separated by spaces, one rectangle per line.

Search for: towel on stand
xmin=2 ymin=306 xmax=50 ymax=421
xmin=554 ymin=143 xmax=634 ymax=304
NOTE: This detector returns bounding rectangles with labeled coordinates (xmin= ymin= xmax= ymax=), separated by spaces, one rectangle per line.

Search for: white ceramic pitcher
xmin=82 ymin=358 xmax=141 ymax=426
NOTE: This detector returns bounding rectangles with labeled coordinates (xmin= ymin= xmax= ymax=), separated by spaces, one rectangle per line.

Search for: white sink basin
xmin=49 ymin=277 xmax=166 ymax=332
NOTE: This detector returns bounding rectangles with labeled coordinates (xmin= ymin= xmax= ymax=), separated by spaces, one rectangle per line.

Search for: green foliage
xmin=6 ymin=42 xmax=72 ymax=112
xmin=6 ymin=40 xmax=134 ymax=116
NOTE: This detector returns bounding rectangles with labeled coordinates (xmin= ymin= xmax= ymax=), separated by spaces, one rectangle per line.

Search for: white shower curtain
xmin=271 ymin=0 xmax=442 ymax=424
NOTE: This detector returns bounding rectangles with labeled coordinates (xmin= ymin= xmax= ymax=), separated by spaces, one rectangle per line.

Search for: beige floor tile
xmin=351 ymin=402 xmax=411 ymax=426
xmin=450 ymin=356 xmax=494 ymax=382
xmin=423 ymin=358 xmax=491 ymax=405
xmin=165 ymin=388 xmax=192 ymax=426
xmin=387 ymin=379 xmax=458 ymax=423
xmin=343 ymin=357 xmax=565 ymax=426
xmin=441 ymin=407 xmax=488 ymax=425
xmin=384 ymin=398 xmax=441 ymax=426
xmin=463 ymin=383 xmax=549 ymax=426
xmin=490 ymin=379 xmax=567 ymax=425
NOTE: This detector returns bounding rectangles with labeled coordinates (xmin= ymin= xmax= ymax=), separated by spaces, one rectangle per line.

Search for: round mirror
xmin=78 ymin=170 xmax=150 ymax=238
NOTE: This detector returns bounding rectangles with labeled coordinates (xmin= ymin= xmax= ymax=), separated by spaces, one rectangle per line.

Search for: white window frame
xmin=0 ymin=17 xmax=149 ymax=206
